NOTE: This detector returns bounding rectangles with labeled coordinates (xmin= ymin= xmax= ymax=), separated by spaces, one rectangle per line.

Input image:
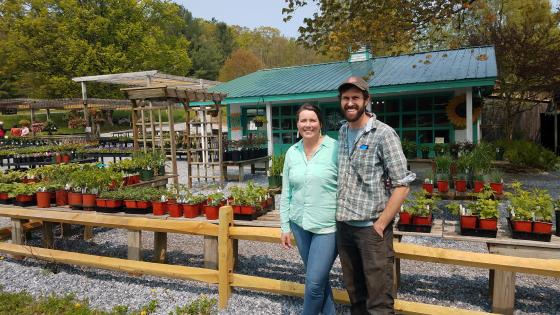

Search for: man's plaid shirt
xmin=336 ymin=114 xmax=416 ymax=222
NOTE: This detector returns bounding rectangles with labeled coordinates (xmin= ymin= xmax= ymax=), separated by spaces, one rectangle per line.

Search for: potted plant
xmin=0 ymin=183 xmax=13 ymax=204
xmin=420 ymin=144 xmax=431 ymax=159
xmin=422 ymin=176 xmax=434 ymax=194
xmin=204 ymin=191 xmax=224 ymax=220
xmin=448 ymin=202 xmax=478 ymax=230
xmin=533 ymin=189 xmax=554 ymax=234
xmin=507 ymin=182 xmax=535 ymax=233
xmin=253 ymin=115 xmax=267 ymax=127
xmin=434 ymin=155 xmax=452 ymax=193
xmin=36 ymin=184 xmax=57 ymax=208
xmin=401 ymin=139 xmax=417 ymax=159
xmin=475 ymin=198 xmax=499 ymax=231
xmin=398 ymin=205 xmax=412 ymax=225
xmin=403 ymin=192 xmax=440 ymax=231
xmin=97 ymin=189 xmax=124 ymax=212
xmin=229 ymin=186 xmax=244 ymax=214
xmin=8 ymin=183 xmax=38 ymax=206
xmin=183 ymin=194 xmax=205 ymax=218
xmin=151 ymin=189 xmax=169 ymax=216
xmin=268 ymin=154 xmax=285 ymax=188
xmin=487 ymin=169 xmax=504 ymax=195
xmin=433 ymin=143 xmax=449 ymax=157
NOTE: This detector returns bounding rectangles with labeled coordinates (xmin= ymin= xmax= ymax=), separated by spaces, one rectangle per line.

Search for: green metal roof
xmin=208 ymin=46 xmax=497 ymax=104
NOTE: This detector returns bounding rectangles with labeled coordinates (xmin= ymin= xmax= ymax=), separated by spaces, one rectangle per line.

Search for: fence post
xmin=218 ymin=206 xmax=233 ymax=310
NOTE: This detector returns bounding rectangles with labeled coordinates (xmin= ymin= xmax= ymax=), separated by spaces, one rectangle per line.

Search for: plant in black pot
xmin=253 ymin=115 xmax=267 ymax=128
xmin=401 ymin=139 xmax=417 ymax=159
xmin=268 ymin=154 xmax=285 ymax=188
xmin=420 ymin=144 xmax=431 ymax=159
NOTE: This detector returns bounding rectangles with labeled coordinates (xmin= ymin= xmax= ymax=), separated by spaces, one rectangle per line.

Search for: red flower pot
xmin=132 ymin=175 xmax=141 ymax=184
xmin=422 ymin=183 xmax=434 ymax=194
xmin=152 ymin=201 xmax=167 ymax=216
xmin=460 ymin=215 xmax=478 ymax=229
xmin=473 ymin=181 xmax=485 ymax=193
xmin=232 ymin=204 xmax=242 ymax=214
xmin=479 ymin=218 xmax=498 ymax=230
xmin=167 ymin=203 xmax=182 ymax=217
xmin=398 ymin=211 xmax=411 ymax=225
xmin=241 ymin=205 xmax=256 ymax=215
xmin=0 ymin=193 xmax=8 ymax=200
xmin=16 ymin=194 xmax=34 ymax=203
xmin=136 ymin=201 xmax=150 ymax=209
xmin=68 ymin=192 xmax=82 ymax=206
xmin=490 ymin=182 xmax=503 ymax=194
xmin=412 ymin=214 xmax=432 ymax=226
xmin=62 ymin=154 xmax=71 ymax=164
xmin=55 ymin=190 xmax=68 ymax=206
xmin=437 ymin=180 xmax=449 ymax=193
xmin=96 ymin=199 xmax=107 ymax=208
xmin=512 ymin=220 xmax=532 ymax=233
xmin=204 ymin=205 xmax=220 ymax=220
xmin=82 ymin=194 xmax=97 ymax=208
xmin=183 ymin=204 xmax=200 ymax=218
xmin=454 ymin=180 xmax=467 ymax=192
xmin=533 ymin=221 xmax=552 ymax=234
xmin=105 ymin=199 xmax=122 ymax=208
xmin=36 ymin=191 xmax=51 ymax=208
xmin=124 ymin=200 xmax=137 ymax=209
xmin=55 ymin=154 xmax=63 ymax=164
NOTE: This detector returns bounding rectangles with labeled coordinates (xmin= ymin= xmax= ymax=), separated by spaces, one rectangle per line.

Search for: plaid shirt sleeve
xmin=379 ymin=128 xmax=416 ymax=187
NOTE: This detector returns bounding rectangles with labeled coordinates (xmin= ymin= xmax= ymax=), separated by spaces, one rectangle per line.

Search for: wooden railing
xmin=2 ymin=206 xmax=560 ymax=314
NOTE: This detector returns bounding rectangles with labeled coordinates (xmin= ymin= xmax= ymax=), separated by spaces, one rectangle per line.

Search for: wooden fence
xmin=2 ymin=206 xmax=560 ymax=314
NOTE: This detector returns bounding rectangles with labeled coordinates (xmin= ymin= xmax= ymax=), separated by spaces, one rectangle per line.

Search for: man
xmin=336 ymin=76 xmax=415 ymax=314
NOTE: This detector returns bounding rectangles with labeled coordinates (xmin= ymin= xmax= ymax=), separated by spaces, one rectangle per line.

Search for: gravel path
xmin=0 ymin=167 xmax=559 ymax=314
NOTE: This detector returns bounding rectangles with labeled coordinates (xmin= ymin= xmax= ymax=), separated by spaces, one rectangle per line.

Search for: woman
xmin=280 ymin=103 xmax=338 ymax=315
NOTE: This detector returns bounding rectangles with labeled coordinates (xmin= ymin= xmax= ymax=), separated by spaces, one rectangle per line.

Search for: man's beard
xmin=342 ymin=104 xmax=366 ymax=122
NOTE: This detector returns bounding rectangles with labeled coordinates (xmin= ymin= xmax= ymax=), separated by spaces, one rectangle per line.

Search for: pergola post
xmin=131 ymin=100 xmax=139 ymax=150
xmin=167 ymin=102 xmax=179 ymax=187
xmin=81 ymin=82 xmax=90 ymax=136
xmin=466 ymin=88 xmax=473 ymax=143
xmin=158 ymin=109 xmax=164 ymax=149
xmin=147 ymin=76 xmax=156 ymax=153
xmin=30 ymin=108 xmax=36 ymax=137
xmin=140 ymin=106 xmax=147 ymax=153
xmin=266 ymin=102 xmax=273 ymax=157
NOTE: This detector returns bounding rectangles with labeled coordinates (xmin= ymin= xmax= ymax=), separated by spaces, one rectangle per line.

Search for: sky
xmin=177 ymin=0 xmax=319 ymax=39
xmin=178 ymin=0 xmax=560 ymax=39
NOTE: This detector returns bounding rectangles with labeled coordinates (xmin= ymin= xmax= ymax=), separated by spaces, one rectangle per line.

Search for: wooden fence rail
xmin=2 ymin=205 xmax=560 ymax=314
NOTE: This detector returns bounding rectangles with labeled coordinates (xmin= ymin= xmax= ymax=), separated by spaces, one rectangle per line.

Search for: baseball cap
xmin=337 ymin=76 xmax=369 ymax=94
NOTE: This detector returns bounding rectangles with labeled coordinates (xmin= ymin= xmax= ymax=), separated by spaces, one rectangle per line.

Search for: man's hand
xmin=373 ymin=219 xmax=386 ymax=238
xmin=281 ymin=232 xmax=292 ymax=249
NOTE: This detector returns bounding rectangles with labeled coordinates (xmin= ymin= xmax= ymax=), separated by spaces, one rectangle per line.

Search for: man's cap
xmin=338 ymin=76 xmax=370 ymax=94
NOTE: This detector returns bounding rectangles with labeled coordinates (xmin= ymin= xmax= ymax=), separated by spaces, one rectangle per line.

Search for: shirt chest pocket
xmin=351 ymin=144 xmax=381 ymax=181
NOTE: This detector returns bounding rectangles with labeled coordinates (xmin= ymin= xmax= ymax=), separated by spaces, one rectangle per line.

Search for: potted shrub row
xmin=448 ymin=186 xmax=500 ymax=237
xmin=398 ymin=192 xmax=440 ymax=232
xmin=506 ymin=182 xmax=554 ymax=241
xmin=229 ymin=182 xmax=272 ymax=218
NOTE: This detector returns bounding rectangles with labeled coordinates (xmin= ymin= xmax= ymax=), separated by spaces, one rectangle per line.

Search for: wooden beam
xmin=204 ymin=236 xmax=218 ymax=270
xmin=140 ymin=107 xmax=147 ymax=153
xmin=0 ymin=208 xmax=219 ymax=236
xmin=42 ymin=222 xmax=54 ymax=249
xmin=127 ymin=230 xmax=142 ymax=260
xmin=0 ymin=221 xmax=42 ymax=241
xmin=153 ymin=232 xmax=167 ymax=263
xmin=492 ymin=270 xmax=515 ymax=315
xmin=0 ymin=242 xmax=218 ymax=284
xmin=218 ymin=206 xmax=233 ymax=310
xmin=11 ymin=218 xmax=24 ymax=245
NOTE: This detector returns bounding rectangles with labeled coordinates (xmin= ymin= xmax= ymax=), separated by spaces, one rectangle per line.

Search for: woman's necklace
xmin=304 ymin=136 xmax=323 ymax=160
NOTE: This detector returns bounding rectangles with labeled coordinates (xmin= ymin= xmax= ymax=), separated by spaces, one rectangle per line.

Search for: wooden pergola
xmin=121 ymin=86 xmax=227 ymax=187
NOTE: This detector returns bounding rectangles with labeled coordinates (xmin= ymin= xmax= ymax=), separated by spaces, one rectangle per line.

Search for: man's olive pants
xmin=336 ymin=221 xmax=395 ymax=315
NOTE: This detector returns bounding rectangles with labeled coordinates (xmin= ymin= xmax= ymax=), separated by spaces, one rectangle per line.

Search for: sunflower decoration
xmin=446 ymin=94 xmax=482 ymax=129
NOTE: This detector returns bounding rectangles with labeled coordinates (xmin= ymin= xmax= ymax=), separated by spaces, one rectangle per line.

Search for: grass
xmin=0 ymin=286 xmax=217 ymax=315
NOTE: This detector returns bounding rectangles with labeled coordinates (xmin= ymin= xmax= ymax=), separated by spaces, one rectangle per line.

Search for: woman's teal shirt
xmin=279 ymin=135 xmax=338 ymax=233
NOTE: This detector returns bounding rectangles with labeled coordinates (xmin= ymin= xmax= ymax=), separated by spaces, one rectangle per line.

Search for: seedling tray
xmin=460 ymin=228 xmax=497 ymax=238
xmin=397 ymin=223 xmax=432 ymax=233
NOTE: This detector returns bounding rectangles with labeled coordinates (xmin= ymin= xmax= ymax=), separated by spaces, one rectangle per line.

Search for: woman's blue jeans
xmin=290 ymin=221 xmax=337 ymax=315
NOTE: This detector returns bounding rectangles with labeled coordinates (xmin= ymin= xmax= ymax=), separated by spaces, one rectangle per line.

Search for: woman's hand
xmin=281 ymin=232 xmax=292 ymax=249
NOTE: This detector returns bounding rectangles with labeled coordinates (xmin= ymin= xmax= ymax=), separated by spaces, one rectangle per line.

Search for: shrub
xmin=502 ymin=140 xmax=559 ymax=171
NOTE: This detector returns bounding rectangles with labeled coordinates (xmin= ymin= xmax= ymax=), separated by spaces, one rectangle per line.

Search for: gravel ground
xmin=0 ymin=164 xmax=559 ymax=314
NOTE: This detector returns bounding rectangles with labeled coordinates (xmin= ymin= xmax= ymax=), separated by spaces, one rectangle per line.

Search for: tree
xmin=460 ymin=0 xmax=560 ymax=139
xmin=218 ymin=48 xmax=264 ymax=82
xmin=0 ymin=0 xmax=192 ymax=99
xmin=283 ymin=0 xmax=476 ymax=57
